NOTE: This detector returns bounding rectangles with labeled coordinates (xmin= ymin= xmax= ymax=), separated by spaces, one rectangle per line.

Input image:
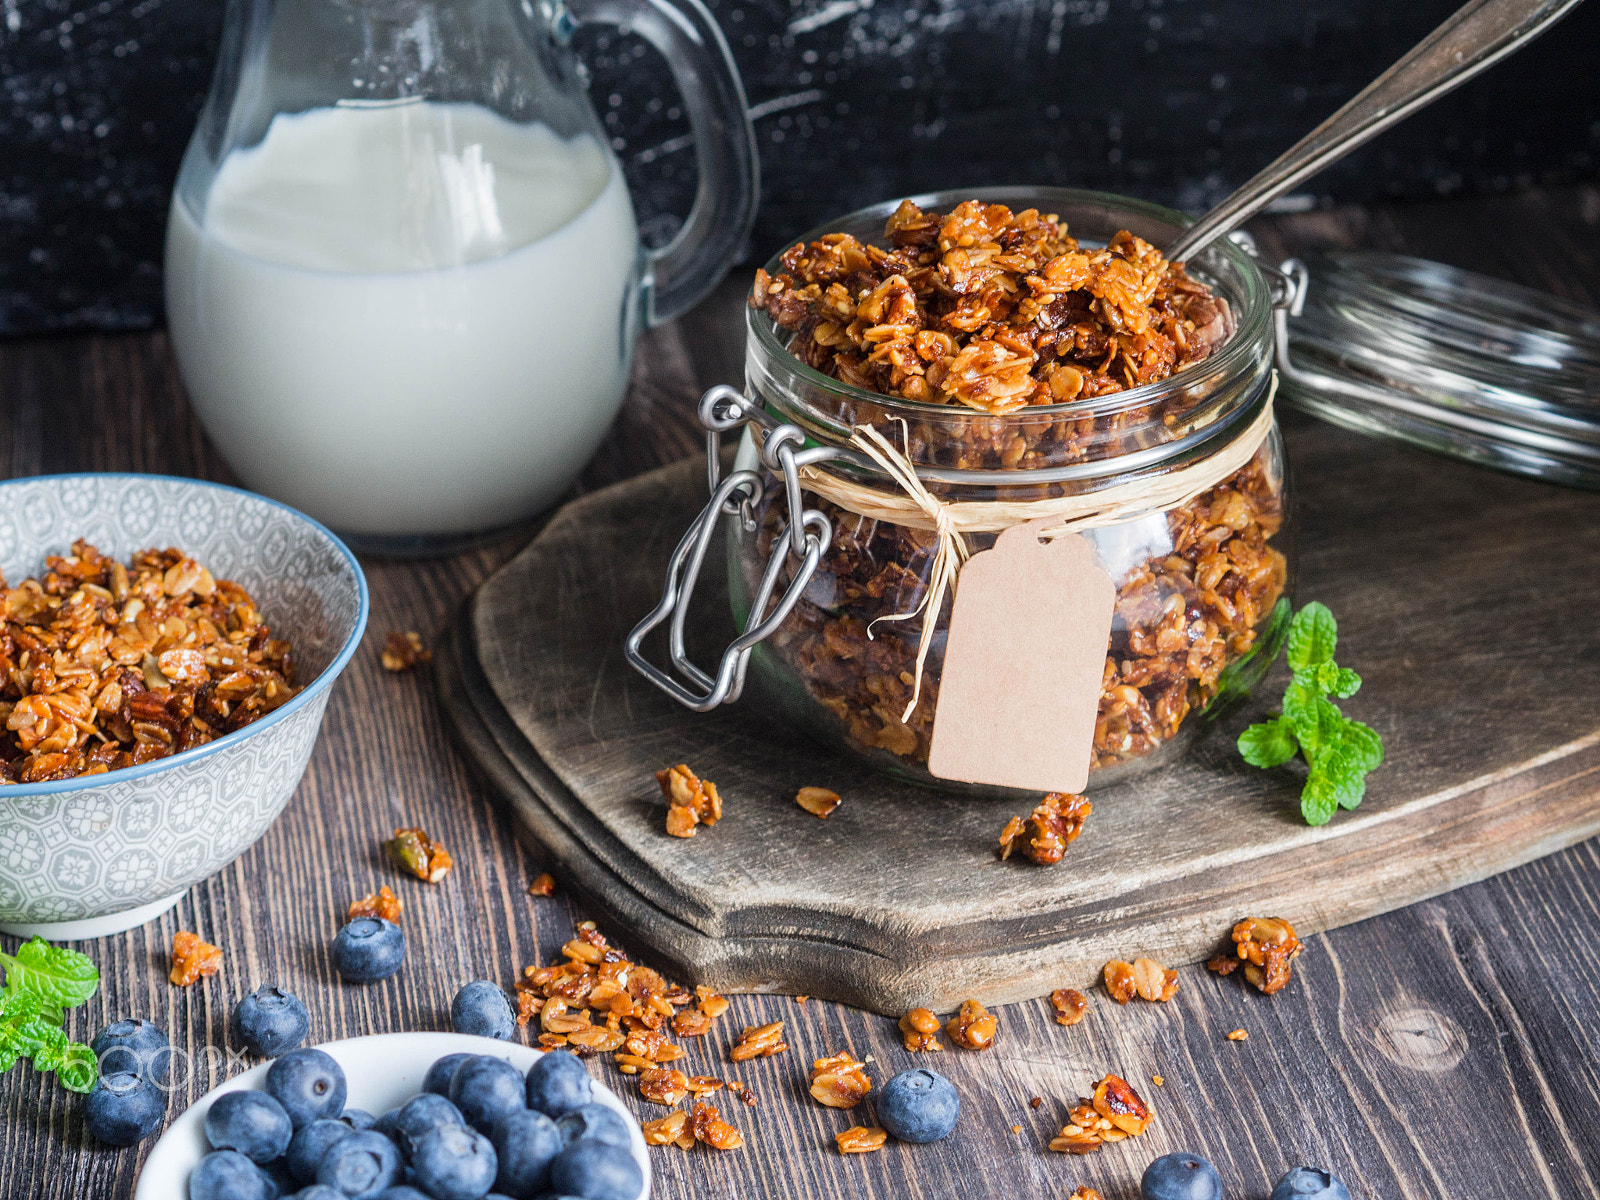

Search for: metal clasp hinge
xmin=624 ymin=387 xmax=834 ymax=712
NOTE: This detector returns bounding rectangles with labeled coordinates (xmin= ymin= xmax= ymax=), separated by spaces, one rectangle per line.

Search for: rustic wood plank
xmin=0 ymin=186 xmax=1596 ymax=1200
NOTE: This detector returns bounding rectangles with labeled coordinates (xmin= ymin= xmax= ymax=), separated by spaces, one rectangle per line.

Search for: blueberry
xmin=85 ymin=1070 xmax=166 ymax=1146
xmin=205 ymin=1091 xmax=294 ymax=1163
xmin=92 ymin=1018 xmax=172 ymax=1085
xmin=288 ymin=1119 xmax=357 ymax=1183
xmin=260 ymin=1157 xmax=299 ymax=1197
xmin=411 ymin=1123 xmax=499 ymax=1200
xmin=523 ymin=1053 xmax=592 ymax=1119
xmin=334 ymin=919 xmax=406 ymax=983
xmin=1142 ymin=1153 xmax=1223 ymax=1200
xmin=342 ymin=1109 xmax=377 ymax=1131
xmin=424 ymin=1053 xmax=476 ymax=1097
xmin=189 ymin=1149 xmax=272 ymax=1200
xmin=266 ymin=1049 xmax=348 ymax=1129
xmin=490 ymin=1108 xmax=561 ymax=1197
xmin=451 ymin=981 xmax=517 ymax=1041
xmin=548 ymin=1140 xmax=641 ymax=1200
xmin=1271 ymin=1166 xmax=1352 ymax=1200
xmin=554 ymin=1105 xmax=630 ymax=1150
xmin=392 ymin=1092 xmax=466 ymax=1158
xmin=372 ymin=1189 xmax=433 ymax=1200
xmin=232 ymin=986 xmax=311 ymax=1058
xmin=291 ymin=1189 xmax=349 ymax=1200
xmin=877 ymin=1068 xmax=960 ymax=1144
xmin=316 ymin=1130 xmax=403 ymax=1198
xmin=371 ymin=1108 xmax=402 ymax=1147
xmin=450 ymin=1056 xmax=526 ymax=1134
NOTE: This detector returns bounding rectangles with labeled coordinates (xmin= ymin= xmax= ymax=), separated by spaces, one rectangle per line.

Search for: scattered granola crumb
xmin=169 ymin=930 xmax=222 ymax=987
xmin=1227 ymin=1028 xmax=1249 ymax=1041
xmin=1012 ymin=1124 xmax=1022 ymax=1134
xmin=1152 ymin=1075 xmax=1165 ymax=1087
xmin=638 ymin=1067 xmax=690 ymax=1106
xmin=998 ymin=792 xmax=1092 ymax=864
xmin=727 ymin=1081 xmax=758 ymax=1107
xmin=945 ymin=998 xmax=997 ymax=1050
xmin=899 ymin=1007 xmax=943 ymax=1052
xmin=1132 ymin=957 xmax=1180 ymax=1002
xmin=795 ymin=995 xmax=809 ymax=1004
xmin=836 ymin=1126 xmax=888 ymax=1154
xmin=730 ymin=1020 xmax=788 ymax=1062
xmin=656 ymin=763 xmax=722 ymax=838
xmin=810 ymin=1051 xmax=871 ymax=1109
xmin=348 ymin=885 xmax=403 ymax=923
xmin=1103 ymin=960 xmax=1137 ymax=1004
xmin=1047 ymin=1074 xmax=1151 ymax=1155
xmin=1050 ymin=988 xmax=1088 ymax=1026
xmin=1210 ymin=916 xmax=1303 ymax=994
xmin=642 ymin=1111 xmax=691 ymax=1148
xmin=691 ymin=1101 xmax=744 ymax=1149
xmin=384 ymin=826 xmax=452 ymax=882
xmin=1104 ymin=958 xmax=1177 ymax=1003
xmin=527 ymin=873 xmax=557 ymax=897
xmin=1070 ymin=1188 xmax=1106 ymax=1200
xmin=1030 ymin=1096 xmax=1044 ymax=1110
xmin=380 ymin=630 xmax=431 ymax=672
xmin=796 ymin=786 xmax=842 ymax=819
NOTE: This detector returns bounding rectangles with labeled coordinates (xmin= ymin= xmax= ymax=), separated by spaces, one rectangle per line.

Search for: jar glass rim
xmin=746 ymin=185 xmax=1275 ymax=429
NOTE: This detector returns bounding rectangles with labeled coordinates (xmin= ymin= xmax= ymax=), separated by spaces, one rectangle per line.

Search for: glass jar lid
xmin=1278 ymin=249 xmax=1600 ymax=490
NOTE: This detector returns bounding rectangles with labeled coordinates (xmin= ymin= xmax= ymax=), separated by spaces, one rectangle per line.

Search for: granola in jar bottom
xmin=730 ymin=435 xmax=1290 ymax=792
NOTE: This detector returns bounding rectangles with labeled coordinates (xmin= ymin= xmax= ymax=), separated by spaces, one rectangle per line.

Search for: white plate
xmin=135 ymin=1032 xmax=651 ymax=1200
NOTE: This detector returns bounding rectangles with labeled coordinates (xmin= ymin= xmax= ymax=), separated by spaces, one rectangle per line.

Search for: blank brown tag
xmin=927 ymin=520 xmax=1116 ymax=794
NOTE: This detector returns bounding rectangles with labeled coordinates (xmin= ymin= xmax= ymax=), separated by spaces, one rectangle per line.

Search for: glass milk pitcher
xmin=165 ymin=0 xmax=756 ymax=549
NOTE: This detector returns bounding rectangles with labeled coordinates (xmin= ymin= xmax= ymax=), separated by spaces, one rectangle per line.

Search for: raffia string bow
xmin=847 ymin=422 xmax=969 ymax=721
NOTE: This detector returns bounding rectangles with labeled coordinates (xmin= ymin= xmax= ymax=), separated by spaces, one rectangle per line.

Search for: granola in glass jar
xmin=728 ymin=190 xmax=1292 ymax=791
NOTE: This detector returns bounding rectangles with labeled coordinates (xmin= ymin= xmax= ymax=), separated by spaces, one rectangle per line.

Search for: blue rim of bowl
xmin=0 ymin=472 xmax=371 ymax=798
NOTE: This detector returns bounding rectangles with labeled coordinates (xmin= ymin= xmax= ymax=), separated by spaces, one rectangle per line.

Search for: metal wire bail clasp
xmin=624 ymin=386 xmax=832 ymax=712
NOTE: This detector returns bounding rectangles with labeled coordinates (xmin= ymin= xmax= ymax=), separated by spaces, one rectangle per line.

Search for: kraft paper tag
xmin=927 ymin=519 xmax=1116 ymax=794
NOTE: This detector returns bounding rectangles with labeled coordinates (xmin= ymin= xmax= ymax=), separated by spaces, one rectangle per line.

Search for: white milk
xmin=165 ymin=102 xmax=640 ymax=537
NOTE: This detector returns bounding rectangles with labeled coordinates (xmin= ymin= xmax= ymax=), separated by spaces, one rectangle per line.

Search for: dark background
xmin=3 ymin=0 xmax=1599 ymax=335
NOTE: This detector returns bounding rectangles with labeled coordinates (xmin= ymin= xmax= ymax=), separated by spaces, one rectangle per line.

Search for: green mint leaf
xmin=1301 ymin=765 xmax=1351 ymax=825
xmin=0 ymin=940 xmax=102 ymax=1093
xmin=1237 ymin=601 xmax=1384 ymax=828
xmin=26 ymin=1022 xmax=67 ymax=1073
xmin=1285 ymin=601 xmax=1338 ymax=672
xmin=1328 ymin=666 xmax=1362 ymax=698
xmin=1281 ymin=676 xmax=1323 ymax=735
xmin=0 ymin=938 xmax=99 ymax=1011
xmin=1238 ymin=718 xmax=1299 ymax=768
xmin=56 ymin=1041 xmax=98 ymax=1094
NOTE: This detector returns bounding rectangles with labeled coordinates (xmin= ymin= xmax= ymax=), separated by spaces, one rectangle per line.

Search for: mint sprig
xmin=1238 ymin=602 xmax=1384 ymax=826
xmin=0 ymin=938 xmax=100 ymax=1093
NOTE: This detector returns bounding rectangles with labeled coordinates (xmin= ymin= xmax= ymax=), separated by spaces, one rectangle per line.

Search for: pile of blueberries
xmin=188 ymin=1047 xmax=639 ymax=1200
xmin=83 ymin=979 xmax=640 ymax=1200
xmin=1142 ymin=1153 xmax=1352 ymax=1200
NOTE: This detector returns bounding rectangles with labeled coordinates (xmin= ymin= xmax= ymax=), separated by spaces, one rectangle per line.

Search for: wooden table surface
xmin=2 ymin=185 xmax=1599 ymax=1200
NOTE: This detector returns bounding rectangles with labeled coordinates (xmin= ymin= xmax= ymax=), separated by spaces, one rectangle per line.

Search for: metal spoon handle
xmin=1166 ymin=0 xmax=1585 ymax=264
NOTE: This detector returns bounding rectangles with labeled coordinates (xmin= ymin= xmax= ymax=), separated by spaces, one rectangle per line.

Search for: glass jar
xmin=634 ymin=187 xmax=1295 ymax=795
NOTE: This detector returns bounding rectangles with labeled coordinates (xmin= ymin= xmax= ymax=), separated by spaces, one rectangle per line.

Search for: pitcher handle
xmin=565 ymin=0 xmax=759 ymax=327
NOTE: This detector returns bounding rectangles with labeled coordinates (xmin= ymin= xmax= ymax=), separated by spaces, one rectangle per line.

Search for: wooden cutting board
xmin=435 ymin=413 xmax=1600 ymax=1015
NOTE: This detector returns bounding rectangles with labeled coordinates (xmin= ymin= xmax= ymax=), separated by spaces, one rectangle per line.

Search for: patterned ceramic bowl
xmin=0 ymin=474 xmax=367 ymax=940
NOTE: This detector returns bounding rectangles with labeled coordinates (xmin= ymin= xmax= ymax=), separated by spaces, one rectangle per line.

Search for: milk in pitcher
xmin=165 ymin=101 xmax=640 ymax=537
